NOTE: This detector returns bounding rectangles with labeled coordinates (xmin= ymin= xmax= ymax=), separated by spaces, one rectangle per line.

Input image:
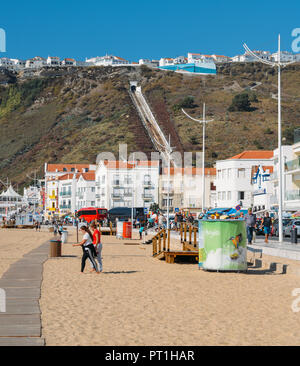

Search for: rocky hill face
xmin=0 ymin=62 xmax=300 ymax=189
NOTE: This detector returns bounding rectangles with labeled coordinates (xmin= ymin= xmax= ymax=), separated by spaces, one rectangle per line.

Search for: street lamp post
xmin=153 ymin=135 xmax=173 ymax=230
xmin=243 ymin=35 xmax=295 ymax=243
xmin=182 ymin=103 xmax=214 ymax=211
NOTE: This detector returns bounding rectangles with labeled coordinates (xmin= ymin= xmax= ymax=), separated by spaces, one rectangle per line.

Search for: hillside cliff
xmin=0 ymin=62 xmax=300 ymax=188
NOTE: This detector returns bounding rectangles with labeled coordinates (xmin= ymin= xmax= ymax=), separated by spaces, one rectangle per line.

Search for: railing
xmin=124 ymin=192 xmax=132 ymax=197
xmin=180 ymin=223 xmax=198 ymax=250
xmin=60 ymin=205 xmax=71 ymax=209
xmin=95 ymin=194 xmax=101 ymax=198
xmin=285 ymin=190 xmax=300 ymax=201
xmin=112 ymin=181 xmax=121 ymax=186
xmin=95 ymin=181 xmax=101 ymax=187
xmin=286 ymin=157 xmax=300 ymax=172
xmin=142 ymin=194 xmax=153 ymax=200
xmin=152 ymin=229 xmax=170 ymax=256
xmin=48 ymin=195 xmax=56 ymax=200
xmin=112 ymin=193 xmax=122 ymax=198
xmin=60 ymin=191 xmax=71 ymax=197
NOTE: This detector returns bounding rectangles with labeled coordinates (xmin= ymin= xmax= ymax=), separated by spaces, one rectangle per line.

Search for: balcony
xmin=112 ymin=192 xmax=122 ymax=199
xmin=48 ymin=194 xmax=56 ymax=200
xmin=142 ymin=193 xmax=153 ymax=201
xmin=285 ymin=190 xmax=300 ymax=201
xmin=143 ymin=181 xmax=154 ymax=188
xmin=124 ymin=191 xmax=132 ymax=197
xmin=112 ymin=181 xmax=122 ymax=187
xmin=95 ymin=181 xmax=101 ymax=187
xmin=60 ymin=204 xmax=71 ymax=210
xmin=60 ymin=191 xmax=71 ymax=197
xmin=95 ymin=194 xmax=101 ymax=199
xmin=285 ymin=157 xmax=300 ymax=173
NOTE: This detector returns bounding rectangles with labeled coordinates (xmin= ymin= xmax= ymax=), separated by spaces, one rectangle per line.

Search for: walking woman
xmin=73 ymin=225 xmax=99 ymax=273
xmin=90 ymin=222 xmax=103 ymax=273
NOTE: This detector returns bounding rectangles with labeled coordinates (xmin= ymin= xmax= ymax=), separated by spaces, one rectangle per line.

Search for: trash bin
xmin=198 ymin=219 xmax=247 ymax=271
xmin=50 ymin=239 xmax=62 ymax=257
xmin=123 ymin=222 xmax=132 ymax=239
xmin=61 ymin=230 xmax=68 ymax=244
xmin=291 ymin=228 xmax=298 ymax=244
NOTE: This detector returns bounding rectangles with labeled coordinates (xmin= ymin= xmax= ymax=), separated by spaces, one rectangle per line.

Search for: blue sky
xmin=1 ymin=0 xmax=300 ymax=61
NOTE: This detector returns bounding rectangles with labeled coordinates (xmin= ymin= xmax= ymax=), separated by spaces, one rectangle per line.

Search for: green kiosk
xmin=198 ymin=220 xmax=247 ymax=271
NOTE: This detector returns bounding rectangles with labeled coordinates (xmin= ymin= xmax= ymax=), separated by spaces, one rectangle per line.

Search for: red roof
xmin=58 ymin=173 xmax=75 ymax=181
xmin=163 ymin=167 xmax=216 ymax=176
xmin=103 ymin=161 xmax=159 ymax=169
xmin=229 ymin=151 xmax=274 ymax=160
xmin=46 ymin=164 xmax=91 ymax=173
xmin=79 ymin=171 xmax=95 ymax=181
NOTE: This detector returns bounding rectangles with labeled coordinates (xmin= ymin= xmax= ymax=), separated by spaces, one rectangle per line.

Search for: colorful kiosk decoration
xmin=198 ymin=220 xmax=247 ymax=271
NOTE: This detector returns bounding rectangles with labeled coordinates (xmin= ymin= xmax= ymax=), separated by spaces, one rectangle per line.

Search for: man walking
xmin=245 ymin=208 xmax=256 ymax=245
xmin=263 ymin=212 xmax=272 ymax=243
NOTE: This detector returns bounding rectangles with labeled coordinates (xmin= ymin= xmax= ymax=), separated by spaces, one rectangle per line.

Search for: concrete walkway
xmin=0 ymin=240 xmax=49 ymax=346
xmin=250 ymin=238 xmax=300 ymax=261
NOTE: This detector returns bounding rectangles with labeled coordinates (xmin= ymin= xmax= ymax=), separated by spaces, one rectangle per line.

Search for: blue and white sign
xmin=174 ymin=208 xmax=179 ymax=213
xmin=144 ymin=208 xmax=148 ymax=214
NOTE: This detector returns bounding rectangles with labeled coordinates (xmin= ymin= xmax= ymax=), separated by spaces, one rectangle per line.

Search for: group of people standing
xmin=245 ymin=208 xmax=272 ymax=245
xmin=73 ymin=222 xmax=103 ymax=274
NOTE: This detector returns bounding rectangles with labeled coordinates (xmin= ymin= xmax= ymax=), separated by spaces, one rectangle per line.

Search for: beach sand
xmin=39 ymin=229 xmax=300 ymax=346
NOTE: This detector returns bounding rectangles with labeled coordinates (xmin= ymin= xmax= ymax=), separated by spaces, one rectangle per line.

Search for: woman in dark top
xmin=263 ymin=212 xmax=272 ymax=243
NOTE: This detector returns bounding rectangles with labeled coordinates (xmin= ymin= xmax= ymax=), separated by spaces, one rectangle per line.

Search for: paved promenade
xmin=0 ymin=240 xmax=49 ymax=346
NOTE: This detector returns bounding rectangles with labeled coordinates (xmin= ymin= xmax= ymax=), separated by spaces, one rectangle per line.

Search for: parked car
xmin=272 ymin=218 xmax=293 ymax=237
xmin=283 ymin=220 xmax=300 ymax=237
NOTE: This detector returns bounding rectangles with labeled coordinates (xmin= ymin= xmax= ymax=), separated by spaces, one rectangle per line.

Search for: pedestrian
xmin=35 ymin=221 xmax=38 ymax=231
xmin=90 ymin=222 xmax=103 ymax=273
xmin=139 ymin=218 xmax=145 ymax=239
xmin=263 ymin=212 xmax=272 ymax=243
xmin=188 ymin=212 xmax=194 ymax=226
xmin=72 ymin=225 xmax=99 ymax=273
xmin=245 ymin=208 xmax=256 ymax=245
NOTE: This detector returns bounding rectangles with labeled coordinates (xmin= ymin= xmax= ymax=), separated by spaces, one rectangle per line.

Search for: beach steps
xmin=152 ymin=228 xmax=198 ymax=263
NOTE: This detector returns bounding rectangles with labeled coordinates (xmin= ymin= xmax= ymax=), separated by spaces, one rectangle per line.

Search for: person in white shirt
xmin=73 ymin=225 xmax=99 ymax=273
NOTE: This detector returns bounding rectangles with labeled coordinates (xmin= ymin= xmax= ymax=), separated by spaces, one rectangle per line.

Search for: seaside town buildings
xmin=95 ymin=160 xmax=160 ymax=210
xmin=215 ymin=150 xmax=274 ymax=210
xmin=2 ymin=49 xmax=300 ymax=73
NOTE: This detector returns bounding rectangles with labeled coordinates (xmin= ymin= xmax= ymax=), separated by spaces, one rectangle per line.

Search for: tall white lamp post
xmin=153 ymin=135 xmax=173 ymax=230
xmin=182 ymin=103 xmax=213 ymax=211
xmin=243 ymin=35 xmax=294 ymax=243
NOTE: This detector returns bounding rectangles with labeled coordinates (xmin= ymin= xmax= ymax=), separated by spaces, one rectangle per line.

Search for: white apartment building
xmin=0 ymin=57 xmax=15 ymax=69
xmin=25 ymin=56 xmax=47 ymax=68
xmin=86 ymin=55 xmax=129 ymax=66
xmin=284 ymin=130 xmax=300 ymax=211
xmin=215 ymin=151 xmax=274 ymax=209
xmin=47 ymin=56 xmax=60 ymax=66
xmin=61 ymin=58 xmax=76 ymax=66
xmin=76 ymin=171 xmax=96 ymax=210
xmin=159 ymin=167 xmax=216 ymax=212
xmin=251 ymin=164 xmax=274 ymax=214
xmin=211 ymin=55 xmax=231 ymax=63
xmin=44 ymin=163 xmax=96 ymax=218
xmin=139 ymin=59 xmax=159 ymax=67
xmin=23 ymin=186 xmax=41 ymax=207
xmin=159 ymin=58 xmax=174 ymax=67
xmin=95 ymin=160 xmax=159 ymax=210
xmin=268 ymin=146 xmax=294 ymax=212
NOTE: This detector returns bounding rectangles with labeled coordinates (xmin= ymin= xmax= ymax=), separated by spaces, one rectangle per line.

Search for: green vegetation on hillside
xmin=0 ymin=62 xmax=300 ymax=189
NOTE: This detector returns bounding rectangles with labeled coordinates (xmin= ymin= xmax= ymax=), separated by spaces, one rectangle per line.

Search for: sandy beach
xmin=40 ymin=229 xmax=300 ymax=346
xmin=1 ymin=228 xmax=300 ymax=346
xmin=0 ymin=228 xmax=50 ymax=278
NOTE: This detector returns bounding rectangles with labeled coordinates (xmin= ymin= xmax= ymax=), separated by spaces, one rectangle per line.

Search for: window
xmin=238 ymin=191 xmax=245 ymax=200
xmin=217 ymin=170 xmax=221 ymax=179
xmin=227 ymin=191 xmax=231 ymax=200
xmin=222 ymin=191 xmax=226 ymax=200
xmin=218 ymin=192 xmax=221 ymax=200
xmin=91 ymin=187 xmax=95 ymax=192
xmin=228 ymin=169 xmax=231 ymax=178
xmin=238 ymin=168 xmax=246 ymax=178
